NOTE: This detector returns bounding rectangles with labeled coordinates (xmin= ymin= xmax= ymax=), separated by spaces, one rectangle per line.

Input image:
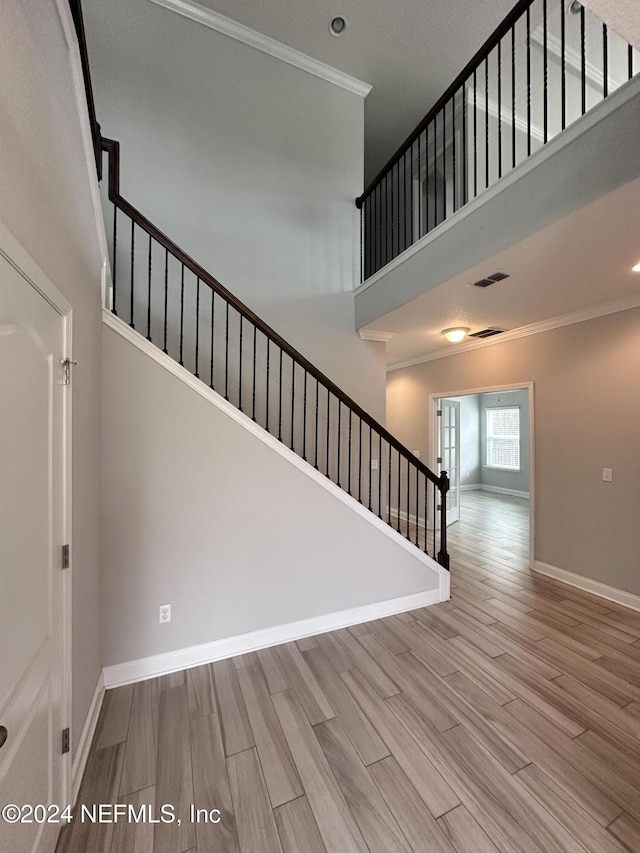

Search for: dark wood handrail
xmin=69 ymin=0 xmax=102 ymax=180
xmin=356 ymin=0 xmax=535 ymax=207
xmin=102 ymin=138 xmax=445 ymax=489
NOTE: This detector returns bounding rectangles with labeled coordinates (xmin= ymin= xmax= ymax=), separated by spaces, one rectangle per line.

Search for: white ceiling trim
xmin=359 ymin=330 xmax=394 ymax=342
xmin=147 ymin=0 xmax=372 ymax=97
xmin=386 ymin=294 xmax=640 ymax=371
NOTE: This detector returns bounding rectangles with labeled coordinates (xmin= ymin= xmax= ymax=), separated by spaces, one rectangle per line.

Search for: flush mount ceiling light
xmin=442 ymin=327 xmax=470 ymax=343
xmin=568 ymin=1 xmax=582 ymax=14
xmin=329 ymin=16 xmax=347 ymax=36
xmin=632 ymin=261 xmax=640 ymax=272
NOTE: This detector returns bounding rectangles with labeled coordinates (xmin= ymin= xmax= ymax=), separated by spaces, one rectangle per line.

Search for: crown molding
xmin=359 ymin=329 xmax=394 ymax=342
xmin=147 ymin=0 xmax=372 ymax=98
xmin=387 ymin=294 xmax=640 ymax=371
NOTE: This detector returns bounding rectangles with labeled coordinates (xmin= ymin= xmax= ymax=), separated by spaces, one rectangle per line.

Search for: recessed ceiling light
xmin=632 ymin=261 xmax=640 ymax=272
xmin=442 ymin=327 xmax=470 ymax=343
xmin=329 ymin=16 xmax=347 ymax=37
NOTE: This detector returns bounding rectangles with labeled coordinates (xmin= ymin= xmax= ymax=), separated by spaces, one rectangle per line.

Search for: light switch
xmin=412 ymin=449 xmax=421 ymax=459
xmin=602 ymin=468 xmax=613 ymax=482
xmin=371 ymin=459 xmax=379 ymax=470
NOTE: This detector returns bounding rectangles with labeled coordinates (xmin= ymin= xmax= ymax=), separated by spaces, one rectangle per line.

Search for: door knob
xmin=0 ymin=726 xmax=7 ymax=748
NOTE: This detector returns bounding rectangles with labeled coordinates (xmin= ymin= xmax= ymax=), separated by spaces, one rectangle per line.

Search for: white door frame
xmin=428 ymin=382 xmax=535 ymax=570
xmin=0 ymin=221 xmax=73 ymax=805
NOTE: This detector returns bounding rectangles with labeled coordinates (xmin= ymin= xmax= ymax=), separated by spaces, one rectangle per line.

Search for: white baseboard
xmin=103 ymin=588 xmax=443 ymax=688
xmin=71 ymin=672 xmax=105 ymax=804
xmin=460 ymin=484 xmax=481 ymax=491
xmin=477 ymin=484 xmax=530 ymax=499
xmin=534 ymin=560 xmax=640 ymax=613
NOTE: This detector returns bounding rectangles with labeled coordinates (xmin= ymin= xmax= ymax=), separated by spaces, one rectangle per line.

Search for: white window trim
xmin=485 ymin=405 xmax=521 ymax=472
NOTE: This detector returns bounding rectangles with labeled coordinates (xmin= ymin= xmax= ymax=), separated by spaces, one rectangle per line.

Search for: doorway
xmin=430 ymin=384 xmax=534 ymax=570
xmin=0 ymin=230 xmax=72 ymax=853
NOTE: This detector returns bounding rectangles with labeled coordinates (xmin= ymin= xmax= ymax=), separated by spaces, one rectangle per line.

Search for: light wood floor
xmin=58 ymin=492 xmax=640 ymax=853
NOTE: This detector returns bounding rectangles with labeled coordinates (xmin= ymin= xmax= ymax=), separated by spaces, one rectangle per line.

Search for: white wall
xmin=0 ymin=1 xmax=105 ymax=753
xmin=101 ymin=324 xmax=438 ymax=667
xmin=84 ymin=0 xmax=386 ymax=422
xmin=387 ymin=308 xmax=640 ymax=596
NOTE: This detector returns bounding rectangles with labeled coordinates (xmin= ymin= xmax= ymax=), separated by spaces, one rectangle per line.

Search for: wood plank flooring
xmin=57 ymin=492 xmax=640 ymax=852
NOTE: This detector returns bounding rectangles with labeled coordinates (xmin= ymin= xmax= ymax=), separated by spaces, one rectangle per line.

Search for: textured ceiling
xmin=194 ymin=0 xmax=515 ymax=182
xmin=582 ymin=0 xmax=640 ymax=49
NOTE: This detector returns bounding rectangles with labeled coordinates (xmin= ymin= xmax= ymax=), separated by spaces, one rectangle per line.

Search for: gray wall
xmin=1 ymin=1 xmax=104 ymax=753
xmin=387 ymin=308 xmax=640 ymax=595
xmin=84 ymin=0 xmax=386 ymax=422
xmin=101 ymin=326 xmax=437 ymax=667
xmin=479 ymin=390 xmax=530 ymax=494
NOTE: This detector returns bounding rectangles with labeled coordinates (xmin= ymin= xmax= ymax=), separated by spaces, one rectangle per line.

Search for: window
xmin=486 ymin=407 xmax=520 ymax=470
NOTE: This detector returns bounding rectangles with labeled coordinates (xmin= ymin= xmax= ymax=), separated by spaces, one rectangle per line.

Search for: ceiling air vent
xmin=469 ymin=328 xmax=506 ymax=339
xmin=473 ymin=271 xmax=510 ymax=287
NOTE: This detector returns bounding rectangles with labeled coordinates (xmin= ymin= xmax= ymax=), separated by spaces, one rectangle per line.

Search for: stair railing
xmin=357 ymin=0 xmax=639 ymax=280
xmin=101 ymin=138 xmax=451 ymax=569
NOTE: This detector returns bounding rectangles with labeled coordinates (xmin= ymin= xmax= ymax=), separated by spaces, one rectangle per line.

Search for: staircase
xmin=100 ymin=137 xmax=451 ymax=569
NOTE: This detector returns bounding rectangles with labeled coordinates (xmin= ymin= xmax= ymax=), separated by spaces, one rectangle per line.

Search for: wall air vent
xmin=469 ymin=328 xmax=506 ymax=339
xmin=473 ymin=271 xmax=510 ymax=287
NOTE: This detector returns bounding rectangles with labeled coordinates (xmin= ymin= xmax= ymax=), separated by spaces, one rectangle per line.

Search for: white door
xmin=438 ymin=399 xmax=460 ymax=525
xmin=0 ymin=253 xmax=67 ymax=853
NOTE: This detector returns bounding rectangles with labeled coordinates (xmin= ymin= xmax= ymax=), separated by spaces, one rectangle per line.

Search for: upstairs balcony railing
xmin=357 ymin=0 xmax=640 ymax=280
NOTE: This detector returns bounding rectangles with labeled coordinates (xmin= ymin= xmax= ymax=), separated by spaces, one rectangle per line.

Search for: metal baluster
xmin=433 ymin=482 xmax=437 ymax=556
xmin=387 ymin=444 xmax=392 ymax=524
xmin=498 ymin=40 xmax=502 ymax=178
xmin=406 ymin=458 xmax=411 ymax=541
xmin=426 ymin=125 xmax=430 ymax=233
xmin=224 ymin=301 xmax=229 ymax=400
xmin=252 ymin=325 xmax=257 ymax=420
xmin=130 ymin=220 xmax=135 ymax=328
xmin=462 ymin=82 xmax=467 ymax=204
xmin=180 ymin=265 xmax=185 ymax=366
xmin=512 ymin=24 xmax=517 ymax=167
xmin=278 ymin=349 xmax=283 ymax=441
xmin=290 ymin=358 xmax=295 ymax=448
xmin=302 ymin=370 xmax=308 ymax=459
xmin=402 ymin=152 xmax=407 ymax=251
xmin=526 ymin=5 xmax=531 ymax=157
xmin=603 ymin=24 xmax=608 ymax=98
xmin=485 ymin=56 xmax=490 ymax=188
xmin=326 ymin=390 xmax=330 ymax=477
xmin=629 ymin=44 xmax=634 ymax=81
xmin=347 ymin=410 xmax=352 ymax=494
xmin=337 ymin=401 xmax=341 ymax=486
xmin=395 ymin=160 xmax=400 ymax=258
xmin=358 ymin=418 xmax=363 ymax=502
xmin=163 ymin=248 xmax=168 ymax=352
xmin=378 ymin=432 xmax=382 ymax=518
xmin=396 ymin=451 xmax=401 ymax=532
xmin=410 ymin=140 xmax=415 ymax=243
xmin=452 ymin=93 xmax=457 ymax=212
xmin=561 ymin=0 xmax=566 ymax=129
xmin=442 ymin=101 xmax=447 ymax=221
xmin=473 ymin=68 xmax=478 ymax=196
xmin=543 ymin=0 xmax=548 ymax=143
xmin=195 ymin=276 xmax=200 ymax=378
xmin=266 ymin=338 xmax=270 ymax=432
xmin=415 ymin=464 xmax=419 ymax=546
xmin=209 ymin=289 xmax=214 ymax=389
xmin=314 ymin=378 xmax=319 ymax=468
xmin=368 ymin=425 xmax=373 ymax=511
xmin=146 ymin=234 xmax=152 ymax=340
xmin=424 ymin=477 xmax=428 ymax=553
xmin=237 ymin=312 xmax=242 ymax=409
xmin=418 ymin=131 xmax=422 ymax=237
xmin=580 ymin=4 xmax=586 ymax=115
xmin=112 ymin=206 xmax=117 ymax=314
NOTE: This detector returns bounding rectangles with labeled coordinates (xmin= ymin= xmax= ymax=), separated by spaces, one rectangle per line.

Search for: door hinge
xmin=61 ymin=359 xmax=77 ymax=385
xmin=62 ymin=728 xmax=70 ymax=754
xmin=437 ymin=409 xmax=442 ymax=416
xmin=62 ymin=544 xmax=70 ymax=569
xmin=437 ymin=457 xmax=442 ymax=464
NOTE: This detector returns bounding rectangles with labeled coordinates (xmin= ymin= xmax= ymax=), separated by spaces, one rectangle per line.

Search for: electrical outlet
xmin=159 ymin=604 xmax=171 ymax=624
xmin=602 ymin=468 xmax=613 ymax=482
xmin=371 ymin=459 xmax=379 ymax=470
xmin=412 ymin=449 xmax=421 ymax=459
